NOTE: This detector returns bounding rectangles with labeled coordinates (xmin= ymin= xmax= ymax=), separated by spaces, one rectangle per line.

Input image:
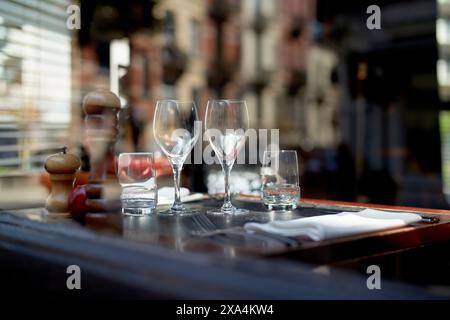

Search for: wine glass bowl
xmin=205 ymin=99 xmax=250 ymax=215
xmin=153 ymin=100 xmax=200 ymax=215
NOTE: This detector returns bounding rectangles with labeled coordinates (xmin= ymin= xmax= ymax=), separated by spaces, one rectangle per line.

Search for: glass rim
xmin=154 ymin=100 xmax=199 ymax=119
xmin=263 ymin=149 xmax=298 ymax=154
xmin=118 ymin=152 xmax=154 ymax=157
xmin=207 ymin=99 xmax=247 ymax=104
xmin=156 ymin=99 xmax=196 ymax=104
xmin=117 ymin=152 xmax=156 ymax=176
xmin=262 ymin=149 xmax=299 ymax=167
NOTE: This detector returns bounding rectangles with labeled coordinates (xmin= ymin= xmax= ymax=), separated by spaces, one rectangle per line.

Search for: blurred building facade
xmin=75 ymin=0 xmax=326 ymax=151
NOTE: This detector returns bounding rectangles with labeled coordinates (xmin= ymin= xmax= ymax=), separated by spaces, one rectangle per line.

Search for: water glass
xmin=117 ymin=152 xmax=157 ymax=216
xmin=261 ymin=150 xmax=300 ymax=211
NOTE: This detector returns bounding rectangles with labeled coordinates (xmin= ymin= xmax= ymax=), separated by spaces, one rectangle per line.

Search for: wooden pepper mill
xmin=44 ymin=147 xmax=81 ymax=218
xmin=82 ymin=89 xmax=121 ymax=214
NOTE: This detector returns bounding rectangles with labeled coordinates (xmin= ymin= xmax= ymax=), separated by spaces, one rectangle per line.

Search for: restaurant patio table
xmin=1 ymin=195 xmax=450 ymax=299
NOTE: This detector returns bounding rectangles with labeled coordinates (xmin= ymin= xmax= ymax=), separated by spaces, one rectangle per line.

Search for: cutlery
xmin=192 ymin=214 xmax=298 ymax=247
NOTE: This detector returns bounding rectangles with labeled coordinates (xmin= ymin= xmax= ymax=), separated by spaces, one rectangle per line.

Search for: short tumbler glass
xmin=261 ymin=150 xmax=300 ymax=211
xmin=117 ymin=152 xmax=157 ymax=216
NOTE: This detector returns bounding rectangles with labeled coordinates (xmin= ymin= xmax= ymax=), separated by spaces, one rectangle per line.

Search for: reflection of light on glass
xmin=110 ymin=39 xmax=130 ymax=106
xmin=439 ymin=111 xmax=450 ymax=204
xmin=437 ymin=59 xmax=450 ymax=86
xmin=436 ymin=18 xmax=450 ymax=44
xmin=437 ymin=60 xmax=450 ymax=101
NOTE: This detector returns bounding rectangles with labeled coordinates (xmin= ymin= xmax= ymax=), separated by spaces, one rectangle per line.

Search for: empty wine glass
xmin=205 ymin=99 xmax=249 ymax=215
xmin=153 ymin=100 xmax=200 ymax=215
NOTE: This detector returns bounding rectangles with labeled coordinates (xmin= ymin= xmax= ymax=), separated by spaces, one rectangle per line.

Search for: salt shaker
xmin=44 ymin=147 xmax=81 ymax=217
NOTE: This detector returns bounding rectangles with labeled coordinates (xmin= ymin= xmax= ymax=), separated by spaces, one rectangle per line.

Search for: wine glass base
xmin=157 ymin=207 xmax=200 ymax=216
xmin=207 ymin=208 xmax=249 ymax=215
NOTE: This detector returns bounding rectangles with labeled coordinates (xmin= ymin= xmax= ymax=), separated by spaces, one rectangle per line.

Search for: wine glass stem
xmin=171 ymin=162 xmax=183 ymax=211
xmin=223 ymin=163 xmax=233 ymax=210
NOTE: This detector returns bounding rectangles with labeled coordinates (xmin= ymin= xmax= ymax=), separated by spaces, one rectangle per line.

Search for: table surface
xmin=4 ymin=195 xmax=450 ymax=263
xmin=2 ymin=195 xmax=450 ymax=298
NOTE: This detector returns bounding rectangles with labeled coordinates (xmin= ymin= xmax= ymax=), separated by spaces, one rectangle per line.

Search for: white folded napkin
xmin=157 ymin=187 xmax=204 ymax=205
xmin=244 ymin=209 xmax=422 ymax=241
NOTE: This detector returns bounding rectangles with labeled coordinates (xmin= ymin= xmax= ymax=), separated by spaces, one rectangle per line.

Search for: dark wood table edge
xmin=3 ymin=196 xmax=450 ymax=272
xmin=1 ymin=210 xmax=441 ymax=299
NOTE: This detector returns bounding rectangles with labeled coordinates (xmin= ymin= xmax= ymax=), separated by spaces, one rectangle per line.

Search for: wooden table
xmin=1 ymin=196 xmax=449 ymax=299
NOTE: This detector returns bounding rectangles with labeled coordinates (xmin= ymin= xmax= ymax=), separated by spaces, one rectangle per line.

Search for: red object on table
xmin=68 ymin=185 xmax=87 ymax=221
xmin=154 ymin=156 xmax=172 ymax=177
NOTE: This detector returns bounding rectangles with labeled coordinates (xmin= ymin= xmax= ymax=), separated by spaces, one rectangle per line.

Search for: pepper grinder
xmin=44 ymin=147 xmax=81 ymax=217
xmin=82 ymin=89 xmax=121 ymax=214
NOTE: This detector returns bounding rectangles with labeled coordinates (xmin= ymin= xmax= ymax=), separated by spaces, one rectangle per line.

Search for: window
xmin=0 ymin=0 xmax=72 ymax=174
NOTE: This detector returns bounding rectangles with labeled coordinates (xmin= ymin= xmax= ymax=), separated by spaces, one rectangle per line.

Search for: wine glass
xmin=153 ymin=100 xmax=200 ymax=215
xmin=205 ymin=99 xmax=249 ymax=215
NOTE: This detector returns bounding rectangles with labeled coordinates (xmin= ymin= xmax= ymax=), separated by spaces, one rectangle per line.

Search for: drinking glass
xmin=261 ymin=150 xmax=300 ymax=211
xmin=205 ymin=99 xmax=249 ymax=215
xmin=117 ymin=152 xmax=157 ymax=216
xmin=153 ymin=100 xmax=200 ymax=215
